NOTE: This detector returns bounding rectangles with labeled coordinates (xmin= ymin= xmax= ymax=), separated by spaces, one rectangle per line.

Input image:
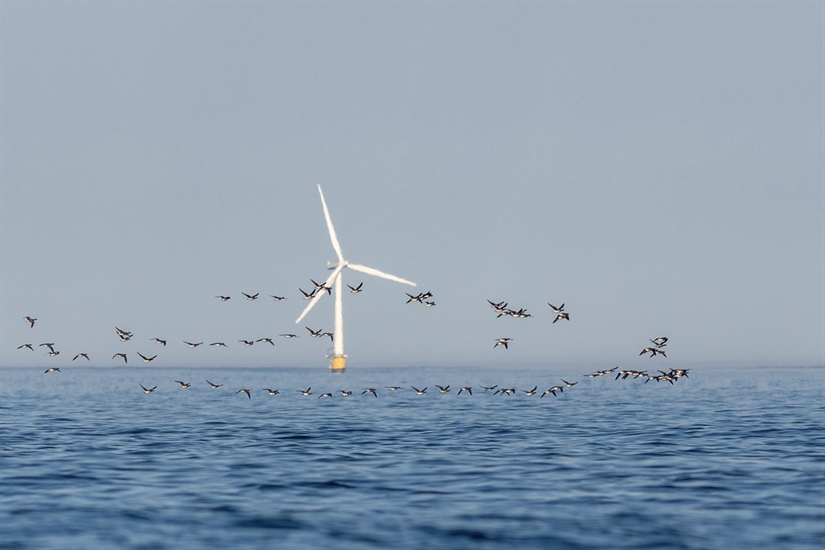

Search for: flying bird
xmin=215 ymin=295 xmax=231 ymax=301
xmin=242 ymin=292 xmax=259 ymax=301
xmin=72 ymin=353 xmax=90 ymax=361
xmin=24 ymin=316 xmax=36 ymax=328
xmin=152 ymin=338 xmax=167 ymax=346
xmin=113 ymin=353 xmax=127 ymax=363
xmin=175 ymin=380 xmax=191 ymax=388
xmin=236 ymin=389 xmax=252 ymax=399
xmin=206 ymin=380 xmax=223 ymax=389
xmin=137 ymin=352 xmax=157 ymax=363
xmin=494 ymin=337 xmax=512 ymax=349
xmin=184 ymin=341 xmax=203 ymax=348
xmin=140 ymin=384 xmax=157 ymax=394
xmin=18 ymin=344 xmax=33 ymax=351
xmin=347 ymin=282 xmax=364 ymax=293
xmin=44 ymin=367 xmax=60 ymax=374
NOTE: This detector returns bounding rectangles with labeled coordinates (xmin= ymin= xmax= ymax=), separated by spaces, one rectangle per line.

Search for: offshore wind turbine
xmin=295 ymin=185 xmax=416 ymax=372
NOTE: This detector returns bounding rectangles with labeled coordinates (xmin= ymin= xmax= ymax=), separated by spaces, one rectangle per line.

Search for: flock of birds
xmin=17 ymin=287 xmax=678 ymax=393
xmin=128 ymin=366 xmax=689 ymax=399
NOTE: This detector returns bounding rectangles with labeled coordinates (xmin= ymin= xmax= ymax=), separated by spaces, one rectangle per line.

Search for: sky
xmin=1 ymin=1 xmax=823 ymax=371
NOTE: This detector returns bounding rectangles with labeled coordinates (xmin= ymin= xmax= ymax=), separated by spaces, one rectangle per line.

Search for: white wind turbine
xmin=295 ymin=185 xmax=416 ymax=371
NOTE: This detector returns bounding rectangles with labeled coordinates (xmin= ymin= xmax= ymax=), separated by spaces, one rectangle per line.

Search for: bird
xmin=299 ymin=387 xmax=312 ymax=396
xmin=548 ymin=303 xmax=570 ymax=323
xmin=17 ymin=344 xmax=33 ymax=351
xmin=650 ymin=337 xmax=669 ymax=348
xmin=256 ymin=337 xmax=275 ymax=346
xmin=541 ymin=388 xmax=558 ymax=398
xmin=72 ymin=353 xmax=90 ymax=361
xmin=640 ymin=347 xmax=667 ymax=358
xmin=279 ymin=334 xmax=299 ymax=339
xmin=340 ymin=390 xmax=353 ymax=396
xmin=264 ymin=389 xmax=280 ymax=396
xmin=494 ymin=337 xmax=512 ymax=349
xmin=115 ymin=327 xmax=133 ymax=340
xmin=386 ymin=386 xmax=402 ymax=391
xmin=152 ymin=338 xmax=167 ymax=346
xmin=458 ymin=386 xmax=472 ymax=396
xmin=236 ymin=389 xmax=252 ymax=399
xmin=522 ymin=386 xmax=538 ymax=396
xmin=425 ymin=301 xmax=436 ymax=307
xmin=239 ymin=340 xmax=255 ymax=346
xmin=347 ymin=282 xmax=364 ymax=293
xmin=113 ymin=353 xmax=127 ymax=364
xmin=44 ymin=367 xmax=60 ymax=374
xmin=320 ymin=332 xmax=334 ymax=341
xmin=311 ymin=279 xmax=332 ymax=295
xmin=140 ymin=384 xmax=157 ymax=394
xmin=270 ymin=295 xmax=287 ymax=301
xmin=210 ymin=342 xmax=227 ymax=347
xmin=47 ymin=350 xmax=60 ymax=357
xmin=184 ymin=341 xmax=203 ymax=348
xmin=481 ymin=385 xmax=498 ymax=392
xmin=411 ymin=386 xmax=427 ymax=395
xmin=306 ymin=327 xmax=323 ymax=338
xmin=175 ymin=380 xmax=191 ymax=388
xmin=299 ymin=288 xmax=317 ymax=300
xmin=318 ymin=392 xmax=333 ymax=399
xmin=206 ymin=380 xmax=223 ymax=389
xmin=24 ymin=316 xmax=36 ymax=328
xmin=494 ymin=388 xmax=516 ymax=396
xmin=362 ymin=388 xmax=378 ymax=398
xmin=561 ymin=379 xmax=578 ymax=388
xmin=435 ymin=384 xmax=450 ymax=394
xmin=242 ymin=292 xmax=259 ymax=301
xmin=137 ymin=352 xmax=157 ymax=363
xmin=215 ymin=295 xmax=231 ymax=301
xmin=406 ymin=292 xmax=425 ymax=304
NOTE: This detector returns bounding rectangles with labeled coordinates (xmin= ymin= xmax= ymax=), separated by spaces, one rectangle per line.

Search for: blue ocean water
xmin=1 ymin=365 xmax=823 ymax=550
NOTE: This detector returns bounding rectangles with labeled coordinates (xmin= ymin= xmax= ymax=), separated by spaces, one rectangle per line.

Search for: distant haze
xmin=1 ymin=2 xmax=823 ymax=370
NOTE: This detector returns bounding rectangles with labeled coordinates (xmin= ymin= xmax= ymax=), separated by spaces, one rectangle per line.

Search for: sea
xmin=1 ymin=365 xmax=823 ymax=550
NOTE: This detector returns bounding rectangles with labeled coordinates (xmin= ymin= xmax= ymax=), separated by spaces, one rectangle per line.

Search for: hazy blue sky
xmin=2 ymin=1 xmax=823 ymax=370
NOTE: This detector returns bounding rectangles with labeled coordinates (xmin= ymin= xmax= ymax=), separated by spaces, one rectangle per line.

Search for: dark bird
xmin=482 ymin=385 xmax=498 ymax=392
xmin=299 ymin=387 xmax=312 ymax=396
xmin=210 ymin=342 xmax=227 ymax=347
xmin=411 ymin=386 xmax=427 ymax=395
xmin=184 ymin=341 xmax=203 ymax=348
xmin=242 ymin=292 xmax=259 ymax=301
xmin=152 ymin=338 xmax=167 ymax=346
xmin=435 ymin=384 xmax=450 ymax=394
xmin=239 ymin=340 xmax=255 ymax=346
xmin=340 ymin=390 xmax=353 ymax=396
xmin=561 ymin=379 xmax=578 ymax=388
xmin=458 ymin=386 xmax=472 ymax=396
xmin=264 ymin=388 xmax=280 ymax=396
xmin=113 ymin=353 xmax=127 ymax=363
xmin=299 ymin=288 xmax=317 ymax=300
xmin=318 ymin=392 xmax=333 ymax=399
xmin=175 ymin=380 xmax=191 ymax=388
xmin=24 ymin=316 xmax=37 ymax=328
xmin=72 ymin=353 xmax=90 ymax=361
xmin=44 ymin=367 xmax=60 ymax=374
xmin=270 ymin=295 xmax=287 ymax=301
xmin=494 ymin=337 xmax=512 ymax=349
xmin=18 ymin=344 xmax=33 ymax=351
xmin=386 ymin=386 xmax=402 ymax=391
xmin=306 ymin=327 xmax=323 ymax=338
xmin=650 ymin=337 xmax=668 ymax=348
xmin=47 ymin=350 xmax=60 ymax=357
xmin=362 ymin=388 xmax=378 ymax=398
xmin=279 ymin=333 xmax=299 ymax=339
xmin=206 ymin=380 xmax=223 ymax=389
xmin=236 ymin=389 xmax=252 ymax=399
xmin=137 ymin=352 xmax=157 ymax=363
xmin=311 ymin=279 xmax=332 ymax=295
xmin=522 ymin=386 xmax=538 ymax=396
xmin=257 ymin=337 xmax=275 ymax=346
xmin=140 ymin=384 xmax=157 ymax=394
xmin=347 ymin=282 xmax=364 ymax=293
xmin=215 ymin=295 xmax=231 ymax=301
xmin=320 ymin=332 xmax=334 ymax=341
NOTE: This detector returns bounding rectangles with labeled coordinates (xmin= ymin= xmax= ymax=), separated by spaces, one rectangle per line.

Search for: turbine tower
xmin=296 ymin=185 xmax=416 ymax=372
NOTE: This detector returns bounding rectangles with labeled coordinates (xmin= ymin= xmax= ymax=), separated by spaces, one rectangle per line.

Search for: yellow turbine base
xmin=329 ymin=355 xmax=346 ymax=372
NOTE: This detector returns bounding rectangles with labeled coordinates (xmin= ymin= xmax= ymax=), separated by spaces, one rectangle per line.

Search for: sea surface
xmin=1 ymin=365 xmax=823 ymax=550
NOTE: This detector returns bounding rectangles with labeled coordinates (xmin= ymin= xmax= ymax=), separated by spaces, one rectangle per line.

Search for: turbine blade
xmin=295 ymin=264 xmax=344 ymax=324
xmin=318 ymin=185 xmax=344 ymax=263
xmin=347 ymin=263 xmax=416 ymax=287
